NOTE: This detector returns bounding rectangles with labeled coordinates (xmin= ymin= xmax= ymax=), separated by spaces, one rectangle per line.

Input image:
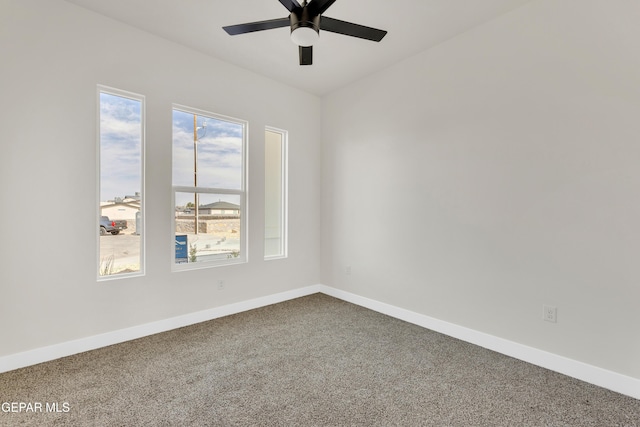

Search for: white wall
xmin=322 ymin=0 xmax=640 ymax=380
xmin=0 ymin=0 xmax=321 ymax=357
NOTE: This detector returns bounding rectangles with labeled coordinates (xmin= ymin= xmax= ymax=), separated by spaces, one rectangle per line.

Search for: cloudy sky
xmin=99 ymin=93 xmax=243 ymax=206
xmin=100 ymin=92 xmax=142 ymax=202
xmin=172 ymin=109 xmax=243 ymax=188
xmin=172 ymin=109 xmax=244 ymax=207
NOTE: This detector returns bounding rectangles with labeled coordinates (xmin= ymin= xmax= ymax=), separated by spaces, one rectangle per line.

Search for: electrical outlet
xmin=345 ymin=265 xmax=352 ymax=275
xmin=217 ymin=280 xmax=225 ymax=290
xmin=543 ymin=305 xmax=557 ymax=323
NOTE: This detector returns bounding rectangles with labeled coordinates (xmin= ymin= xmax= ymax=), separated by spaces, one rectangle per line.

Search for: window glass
xmin=172 ymin=106 xmax=246 ymax=268
xmin=98 ymin=88 xmax=144 ymax=279
xmin=175 ymin=192 xmax=241 ymax=263
xmin=172 ymin=109 xmax=243 ymax=190
xmin=264 ymin=128 xmax=287 ymax=259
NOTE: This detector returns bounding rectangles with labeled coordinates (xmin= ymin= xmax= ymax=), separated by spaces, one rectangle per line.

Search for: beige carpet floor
xmin=0 ymin=293 xmax=638 ymax=426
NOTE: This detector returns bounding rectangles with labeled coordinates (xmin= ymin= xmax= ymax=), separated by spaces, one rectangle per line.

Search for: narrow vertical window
xmin=172 ymin=105 xmax=247 ymax=269
xmin=98 ymin=87 xmax=144 ymax=279
xmin=264 ymin=128 xmax=287 ymax=259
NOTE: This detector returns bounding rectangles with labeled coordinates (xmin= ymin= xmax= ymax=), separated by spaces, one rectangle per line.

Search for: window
xmin=264 ymin=128 xmax=288 ymax=259
xmin=97 ymin=86 xmax=144 ymax=279
xmin=172 ymin=105 xmax=247 ymax=269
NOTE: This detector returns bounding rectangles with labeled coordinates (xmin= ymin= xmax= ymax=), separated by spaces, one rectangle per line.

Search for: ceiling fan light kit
xmin=223 ymin=0 xmax=387 ymax=65
xmin=290 ymin=9 xmax=320 ymax=46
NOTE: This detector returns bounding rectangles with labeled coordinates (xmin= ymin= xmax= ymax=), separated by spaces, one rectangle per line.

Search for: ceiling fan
xmin=223 ymin=0 xmax=387 ymax=66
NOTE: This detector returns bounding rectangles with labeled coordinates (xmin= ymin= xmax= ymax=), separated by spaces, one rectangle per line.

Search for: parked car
xmin=100 ymin=216 xmax=127 ymax=235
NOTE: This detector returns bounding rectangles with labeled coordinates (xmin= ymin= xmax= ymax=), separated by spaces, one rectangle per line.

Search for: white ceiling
xmin=64 ymin=0 xmax=533 ymax=95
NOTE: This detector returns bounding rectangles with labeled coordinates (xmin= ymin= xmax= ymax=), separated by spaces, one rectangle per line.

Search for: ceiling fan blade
xmin=279 ymin=0 xmax=302 ymax=13
xmin=309 ymin=0 xmax=337 ymax=16
xmin=320 ymin=16 xmax=387 ymax=42
xmin=299 ymin=46 xmax=313 ymax=65
xmin=223 ymin=18 xmax=290 ymax=35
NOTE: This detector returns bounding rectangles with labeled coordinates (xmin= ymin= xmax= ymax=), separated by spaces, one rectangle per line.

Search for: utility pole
xmin=193 ymin=115 xmax=198 ymax=234
xmin=192 ymin=115 xmax=207 ymax=235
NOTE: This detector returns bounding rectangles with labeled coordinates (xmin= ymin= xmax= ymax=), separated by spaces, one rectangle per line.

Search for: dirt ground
xmin=99 ymin=219 xmax=241 ymax=276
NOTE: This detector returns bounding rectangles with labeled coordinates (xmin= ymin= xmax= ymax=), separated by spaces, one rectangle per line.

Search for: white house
xmin=100 ymin=201 xmax=141 ymax=221
xmin=198 ymin=201 xmax=240 ymax=216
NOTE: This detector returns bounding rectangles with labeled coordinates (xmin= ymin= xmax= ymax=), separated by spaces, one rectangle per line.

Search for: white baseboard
xmin=318 ymin=285 xmax=640 ymax=400
xmin=1 ymin=283 xmax=638 ymax=400
xmin=0 ymin=284 xmax=323 ymax=374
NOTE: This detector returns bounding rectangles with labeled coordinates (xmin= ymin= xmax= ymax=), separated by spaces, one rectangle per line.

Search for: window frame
xmin=96 ymin=85 xmax=146 ymax=281
xmin=264 ymin=126 xmax=288 ymax=260
xmin=171 ymin=104 xmax=248 ymax=271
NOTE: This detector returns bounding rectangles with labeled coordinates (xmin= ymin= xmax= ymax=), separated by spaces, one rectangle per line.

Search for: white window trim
xmin=96 ymin=85 xmax=146 ymax=281
xmin=171 ymin=104 xmax=248 ymax=271
xmin=264 ymin=126 xmax=288 ymax=260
